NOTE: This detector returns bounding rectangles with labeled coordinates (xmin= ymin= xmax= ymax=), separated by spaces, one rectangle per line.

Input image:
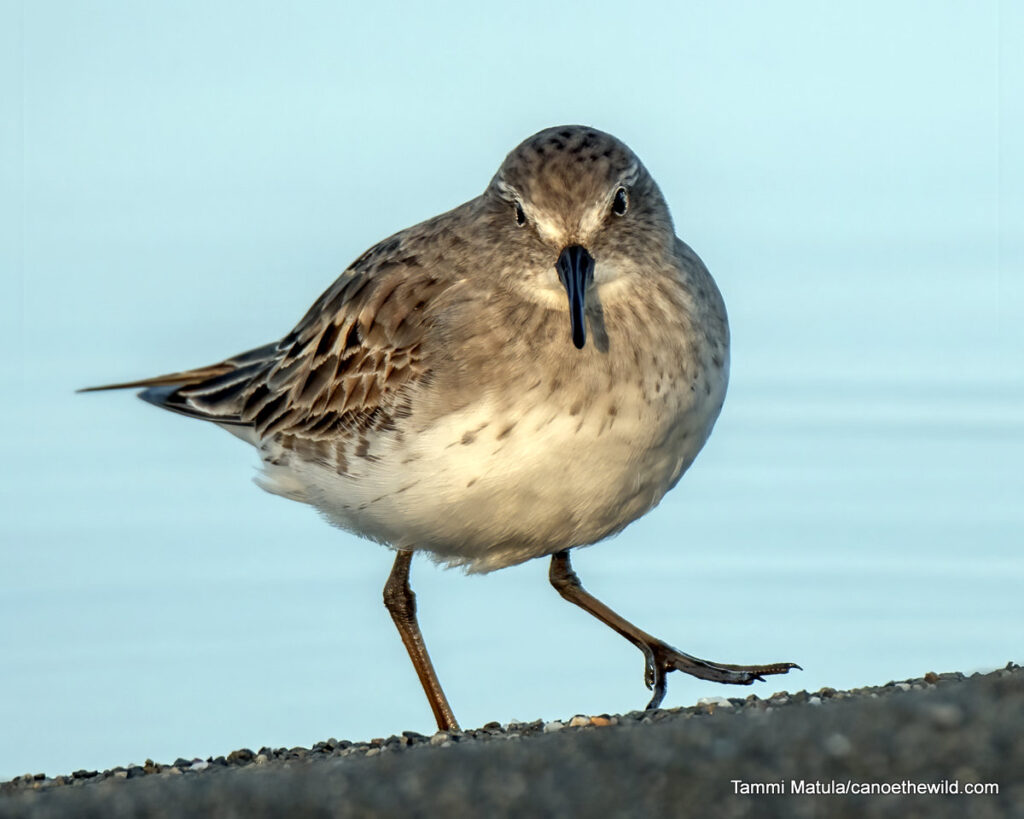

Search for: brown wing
xmin=233 ymin=257 xmax=449 ymax=439
xmin=85 ymin=234 xmax=451 ymax=440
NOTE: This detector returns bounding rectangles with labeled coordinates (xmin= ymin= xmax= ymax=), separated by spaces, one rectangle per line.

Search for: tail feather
xmin=77 ymin=364 xmax=235 ymax=394
xmin=80 ymin=342 xmax=280 ymax=428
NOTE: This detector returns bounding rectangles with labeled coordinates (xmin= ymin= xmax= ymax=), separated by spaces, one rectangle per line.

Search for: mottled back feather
xmin=87 ymin=234 xmax=450 ymax=442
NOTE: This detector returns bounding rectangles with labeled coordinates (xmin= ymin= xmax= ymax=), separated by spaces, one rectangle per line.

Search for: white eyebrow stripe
xmin=533 ymin=214 xmax=564 ymax=245
xmin=578 ymin=200 xmax=608 ymax=237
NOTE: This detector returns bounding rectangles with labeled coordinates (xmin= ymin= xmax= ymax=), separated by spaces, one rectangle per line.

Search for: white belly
xmin=261 ymin=371 xmax=726 ymax=572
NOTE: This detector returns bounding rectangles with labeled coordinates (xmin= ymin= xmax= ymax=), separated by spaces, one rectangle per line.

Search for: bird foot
xmin=641 ymin=640 xmax=800 ymax=710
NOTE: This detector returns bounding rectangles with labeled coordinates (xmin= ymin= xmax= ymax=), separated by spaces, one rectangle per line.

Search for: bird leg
xmin=549 ymin=550 xmax=800 ymax=710
xmin=383 ymin=550 xmax=460 ymax=732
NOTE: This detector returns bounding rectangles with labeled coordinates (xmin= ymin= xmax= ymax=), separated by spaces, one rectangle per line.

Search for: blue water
xmin=2 ymin=1 xmax=1022 ymax=781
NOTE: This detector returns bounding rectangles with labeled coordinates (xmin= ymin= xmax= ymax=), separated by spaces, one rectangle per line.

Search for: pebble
xmin=696 ymin=697 xmax=733 ymax=708
xmin=227 ymin=749 xmax=254 ymax=764
xmin=429 ymin=732 xmax=450 ymax=746
xmin=543 ymin=721 xmax=565 ymax=733
xmin=568 ymin=716 xmax=590 ymax=728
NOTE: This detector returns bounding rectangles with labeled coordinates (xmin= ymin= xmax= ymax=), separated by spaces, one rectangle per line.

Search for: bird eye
xmin=611 ymin=187 xmax=628 ymax=216
xmin=514 ymin=201 xmax=527 ymax=227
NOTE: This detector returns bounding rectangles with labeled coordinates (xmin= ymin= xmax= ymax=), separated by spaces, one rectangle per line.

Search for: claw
xmin=640 ymin=640 xmax=800 ymax=710
xmin=547 ymin=550 xmax=800 ymax=715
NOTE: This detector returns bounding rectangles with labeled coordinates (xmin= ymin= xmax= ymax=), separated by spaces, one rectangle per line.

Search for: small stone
xmin=190 ymin=761 xmax=209 ymax=771
xmin=165 ymin=767 xmax=182 ymax=776
xmin=112 ymin=771 xmax=128 ymax=779
xmin=568 ymin=715 xmax=591 ymax=727
xmin=429 ymin=732 xmax=450 ymax=746
xmin=543 ymin=721 xmax=564 ymax=733
xmin=896 ymin=682 xmax=912 ymax=691
xmin=696 ymin=696 xmax=732 ymax=709
xmin=808 ymin=696 xmax=822 ymax=706
xmin=227 ymin=749 xmax=254 ymax=764
xmin=365 ymin=748 xmax=380 ymax=757
xmin=924 ymin=671 xmax=939 ymax=684
xmin=255 ymin=754 xmax=269 ymax=765
xmin=590 ymin=716 xmax=614 ymax=727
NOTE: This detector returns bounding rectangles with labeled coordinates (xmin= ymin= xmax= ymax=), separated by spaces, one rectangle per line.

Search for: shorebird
xmin=83 ymin=125 xmax=798 ymax=731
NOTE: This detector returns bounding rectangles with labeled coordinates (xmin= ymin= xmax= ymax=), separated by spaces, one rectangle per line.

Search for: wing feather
xmin=84 ymin=231 xmax=453 ymax=442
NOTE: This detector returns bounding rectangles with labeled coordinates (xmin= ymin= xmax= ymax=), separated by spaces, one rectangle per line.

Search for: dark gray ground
xmin=2 ymin=663 xmax=1021 ymax=818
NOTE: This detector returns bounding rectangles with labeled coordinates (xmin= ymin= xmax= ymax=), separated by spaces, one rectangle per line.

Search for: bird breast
xmin=282 ymin=308 xmax=728 ymax=573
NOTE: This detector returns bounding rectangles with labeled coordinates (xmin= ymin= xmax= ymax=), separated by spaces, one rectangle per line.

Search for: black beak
xmin=555 ymin=245 xmax=595 ymax=349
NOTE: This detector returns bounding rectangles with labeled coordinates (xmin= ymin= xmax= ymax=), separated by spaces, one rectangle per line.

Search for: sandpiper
xmin=84 ymin=125 xmax=798 ymax=730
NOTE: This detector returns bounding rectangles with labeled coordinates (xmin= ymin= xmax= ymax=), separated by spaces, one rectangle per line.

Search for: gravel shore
xmin=2 ymin=663 xmax=1021 ymax=818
